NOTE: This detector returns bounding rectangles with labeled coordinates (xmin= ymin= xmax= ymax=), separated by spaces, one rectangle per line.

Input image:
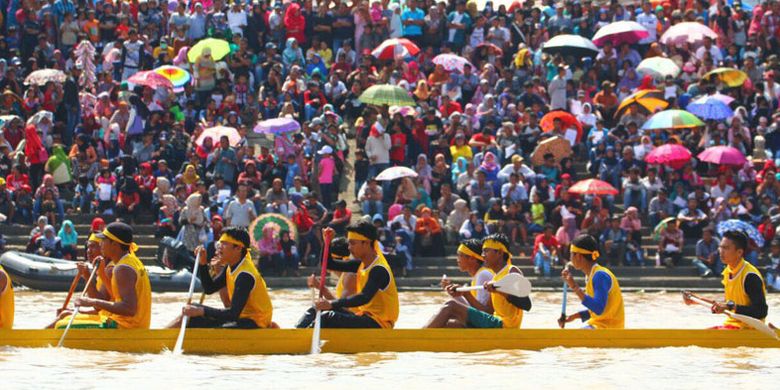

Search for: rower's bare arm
xmin=92 ymin=266 xmax=138 ymax=316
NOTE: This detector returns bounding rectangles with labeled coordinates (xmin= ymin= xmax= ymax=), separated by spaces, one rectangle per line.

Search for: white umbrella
xmin=375 ymin=166 xmax=418 ymax=181
xmin=27 ymin=111 xmax=54 ymax=125
xmin=637 ymin=57 xmax=681 ymax=80
xmin=24 ymin=69 xmax=67 ymax=86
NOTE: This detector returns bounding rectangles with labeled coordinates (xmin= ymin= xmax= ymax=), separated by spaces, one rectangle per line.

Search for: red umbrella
xmin=644 ymin=144 xmax=692 ymax=169
xmin=568 ymin=178 xmax=619 ymax=196
xmin=540 ymin=110 xmax=583 ymax=143
xmin=128 ymin=70 xmax=174 ymax=89
xmin=697 ymin=146 xmax=747 ymax=166
xmin=371 ymin=38 xmax=420 ymax=60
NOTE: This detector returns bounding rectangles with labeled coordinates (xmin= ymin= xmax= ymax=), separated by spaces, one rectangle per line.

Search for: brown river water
xmin=2 ymin=289 xmax=780 ymax=388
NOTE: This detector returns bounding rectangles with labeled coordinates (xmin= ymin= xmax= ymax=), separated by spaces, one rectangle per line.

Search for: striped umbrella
xmin=616 ymin=90 xmax=668 ymax=118
xmin=644 ymin=144 xmax=693 ymax=169
xmin=592 ymin=21 xmax=649 ymax=46
xmin=154 ymin=65 xmax=191 ymax=88
xmin=703 ymin=68 xmax=748 ymax=88
xmin=432 ymin=54 xmax=473 ymax=72
xmin=371 ymin=38 xmax=420 ymax=60
xmin=686 ymin=97 xmax=734 ymax=121
xmin=359 ymin=84 xmax=415 ymax=106
xmin=641 ymin=110 xmax=705 ymax=130
xmin=637 ymin=57 xmax=680 ymax=80
xmin=567 ymin=179 xmax=619 ymax=196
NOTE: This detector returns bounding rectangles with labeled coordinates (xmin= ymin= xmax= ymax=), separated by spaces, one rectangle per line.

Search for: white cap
xmin=318 ymin=145 xmax=333 ymax=155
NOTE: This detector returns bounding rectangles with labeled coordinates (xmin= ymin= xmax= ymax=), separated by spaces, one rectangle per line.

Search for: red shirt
xmin=532 ymin=234 xmax=559 ymax=258
xmin=332 ymin=208 xmax=352 ymax=225
xmin=6 ymin=173 xmax=29 ymax=191
xmin=389 ymin=132 xmax=407 ymax=163
xmin=439 ymin=101 xmax=462 ymax=117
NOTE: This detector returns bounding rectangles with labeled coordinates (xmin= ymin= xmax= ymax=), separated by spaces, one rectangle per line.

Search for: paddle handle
xmin=60 ymin=273 xmax=82 ymax=311
xmin=173 ymin=250 xmax=202 ymax=355
xmin=455 ymin=285 xmax=484 ymax=292
xmin=57 ymin=264 xmax=99 ymax=348
xmin=318 ymin=236 xmax=331 ymax=299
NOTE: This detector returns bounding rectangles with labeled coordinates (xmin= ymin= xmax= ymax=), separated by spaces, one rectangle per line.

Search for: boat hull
xmin=1 ymin=328 xmax=778 ymax=354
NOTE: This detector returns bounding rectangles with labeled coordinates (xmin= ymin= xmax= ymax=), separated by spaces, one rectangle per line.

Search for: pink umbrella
xmin=645 ymin=144 xmax=692 ymax=169
xmin=697 ymin=146 xmax=747 ymax=166
xmin=432 ymin=53 xmax=473 ymax=72
xmin=128 ymin=70 xmax=174 ymax=89
xmin=660 ymin=22 xmax=718 ymax=47
xmin=592 ymin=21 xmax=649 ymax=46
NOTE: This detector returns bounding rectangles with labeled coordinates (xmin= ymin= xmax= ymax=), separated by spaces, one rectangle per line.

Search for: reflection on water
xmin=4 ymin=290 xmax=780 ymax=387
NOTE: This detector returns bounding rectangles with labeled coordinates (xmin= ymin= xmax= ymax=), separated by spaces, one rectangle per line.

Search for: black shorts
xmin=187 ymin=316 xmax=260 ymax=329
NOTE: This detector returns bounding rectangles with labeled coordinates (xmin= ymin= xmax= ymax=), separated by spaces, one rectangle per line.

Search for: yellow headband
xmin=332 ymin=253 xmax=349 ymax=260
xmin=219 ymin=233 xmax=246 ymax=248
xmin=347 ymin=231 xmax=372 ymax=242
xmin=101 ymin=228 xmax=139 ymax=253
xmin=570 ymin=244 xmax=600 ymax=261
xmin=483 ymin=239 xmax=511 ymax=257
xmin=88 ymin=233 xmax=101 ymax=243
xmin=457 ymin=244 xmax=484 ymax=261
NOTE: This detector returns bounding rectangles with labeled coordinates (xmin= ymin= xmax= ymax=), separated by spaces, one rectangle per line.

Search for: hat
xmin=561 ymin=173 xmax=571 ymax=180
xmin=311 ymin=117 xmax=324 ymax=127
xmin=511 ymin=155 xmax=524 ymax=163
xmin=318 ymin=145 xmax=333 ymax=155
xmin=96 ymin=222 xmax=137 ymax=251
xmin=372 ymin=213 xmax=384 ymax=222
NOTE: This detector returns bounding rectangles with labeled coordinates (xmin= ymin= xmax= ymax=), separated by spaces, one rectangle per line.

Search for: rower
xmin=0 ymin=261 xmax=14 ymax=329
xmin=295 ymin=237 xmax=357 ymax=327
xmin=683 ymin=230 xmax=768 ymax=329
xmin=300 ymin=221 xmax=399 ymax=329
xmin=55 ymin=222 xmax=152 ymax=329
xmin=424 ymin=234 xmax=531 ymax=328
xmin=441 ymin=238 xmax=495 ymax=306
xmin=559 ymin=234 xmax=625 ymax=329
xmin=169 ymin=227 xmax=273 ymax=329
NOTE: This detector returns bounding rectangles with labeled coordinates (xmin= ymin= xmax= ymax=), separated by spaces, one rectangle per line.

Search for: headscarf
xmin=24 ymin=124 xmax=47 ymax=164
xmin=183 ymin=193 xmax=204 ymax=225
xmin=618 ymin=68 xmax=641 ymax=91
xmin=414 ymin=80 xmax=430 ymax=100
xmin=155 ymin=177 xmax=171 ymax=195
xmin=40 ymin=225 xmax=60 ymax=249
xmin=182 ymin=164 xmax=200 ymax=185
xmin=58 ymin=220 xmax=79 ymax=246
xmin=452 ymin=156 xmax=469 ymax=182
xmin=284 ymin=3 xmax=305 ymax=35
xmin=91 ymin=217 xmax=106 ymax=232
xmin=404 ymin=61 xmax=421 ymax=84
xmin=173 ymin=46 xmax=189 ymax=67
xmin=161 ymin=194 xmax=179 ymax=214
xmin=282 ymin=37 xmax=303 ymax=65
xmin=480 ymin=152 xmax=498 ymax=171
xmin=637 ymin=75 xmax=654 ymax=90
xmin=416 ymin=153 xmax=432 ymax=178
xmin=257 ymin=224 xmax=280 ymax=253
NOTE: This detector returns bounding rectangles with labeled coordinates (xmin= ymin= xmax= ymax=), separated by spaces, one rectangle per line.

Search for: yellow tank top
xmin=722 ymin=259 xmax=766 ymax=328
xmin=471 ymin=266 xmax=495 ymax=300
xmin=226 ymin=254 xmax=273 ymax=328
xmin=491 ymin=264 xmax=524 ymax=329
xmin=109 ymin=253 xmax=152 ymax=329
xmin=0 ymin=265 xmax=14 ymax=330
xmin=584 ymin=264 xmax=625 ymax=329
xmin=355 ymin=256 xmax=399 ymax=329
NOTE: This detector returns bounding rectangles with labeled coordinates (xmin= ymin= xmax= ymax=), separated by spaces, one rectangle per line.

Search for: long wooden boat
xmin=1 ymin=328 xmax=779 ymax=354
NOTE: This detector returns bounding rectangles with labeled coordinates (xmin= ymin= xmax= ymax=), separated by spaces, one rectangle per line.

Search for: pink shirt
xmin=318 ymin=156 xmax=335 ymax=184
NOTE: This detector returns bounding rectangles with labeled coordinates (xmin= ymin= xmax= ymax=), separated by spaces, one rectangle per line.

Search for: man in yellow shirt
xmin=0 ymin=262 xmax=13 ymax=329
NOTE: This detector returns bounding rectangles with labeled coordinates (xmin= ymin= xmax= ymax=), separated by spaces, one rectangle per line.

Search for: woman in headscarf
xmin=193 ymin=47 xmax=216 ymax=105
xmin=415 ymin=154 xmax=433 ymax=194
xmin=430 ymin=153 xmax=451 ymax=201
xmin=556 ymin=215 xmax=580 ymax=262
xmin=24 ymin=124 xmax=48 ymax=190
xmin=282 ymin=37 xmax=305 ymax=69
xmin=395 ymin=177 xmax=419 ymax=204
xmin=35 ymin=225 xmax=62 ymax=258
xmin=181 ymin=164 xmax=201 ymax=187
xmin=479 ymin=151 xmax=500 ymax=185
xmin=404 ymin=61 xmax=425 ymax=87
xmin=257 ymin=224 xmax=283 ymax=275
xmin=427 ymin=64 xmax=449 ymax=86
xmin=153 ymin=176 xmax=172 ymax=206
xmin=598 ymin=146 xmax=621 ymax=189
xmin=577 ymin=103 xmax=598 ymax=132
xmin=157 ymin=193 xmax=180 ymax=238
xmin=58 ymin=220 xmax=79 ymax=260
xmin=446 ymin=199 xmax=470 ymax=241
xmin=413 ymin=80 xmax=430 ymax=101
xmin=178 ymin=193 xmax=207 ymax=251
xmin=637 ymin=74 xmax=655 ymax=90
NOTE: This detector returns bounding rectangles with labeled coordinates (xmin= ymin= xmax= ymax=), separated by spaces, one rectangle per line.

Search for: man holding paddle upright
xmin=683 ymin=230 xmax=768 ymax=329
xmin=559 ymin=234 xmax=625 ymax=329
xmin=424 ymin=234 xmax=532 ymax=329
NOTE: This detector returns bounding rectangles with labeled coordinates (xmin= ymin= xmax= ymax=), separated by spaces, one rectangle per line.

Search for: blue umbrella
xmin=686 ymin=97 xmax=734 ymax=121
xmin=716 ymin=219 xmax=765 ymax=247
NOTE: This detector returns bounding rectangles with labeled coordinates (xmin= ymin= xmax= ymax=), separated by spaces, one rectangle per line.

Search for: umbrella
xmin=541 ymin=34 xmax=599 ymax=58
xmin=371 ymin=38 xmax=420 ymax=60
xmin=154 ymin=65 xmax=192 ymax=88
xmin=568 ymin=179 xmax=619 ymax=196
xmin=653 ymin=217 xmax=678 ymax=241
xmin=659 ymin=22 xmax=718 ymax=47
xmin=127 ymin=70 xmax=174 ymax=89
xmin=717 ymin=219 xmax=765 ymax=247
xmin=27 ymin=110 xmax=54 ymax=125
xmin=703 ymin=68 xmax=748 ymax=88
xmin=432 ymin=54 xmax=473 ymax=73
xmin=644 ymin=144 xmax=692 ymax=169
xmin=253 ymin=118 xmax=301 ymax=134
xmin=531 ymin=136 xmax=573 ymax=166
xmin=686 ymin=97 xmax=734 ymax=121
xmin=375 ymin=166 xmax=418 ymax=181
xmin=24 ymin=69 xmax=67 ymax=85
xmin=475 ymin=42 xmax=503 ymax=56
xmin=641 ymin=110 xmax=705 ymax=131
xmin=616 ymin=90 xmax=668 ymax=118
xmin=592 ymin=21 xmax=650 ymax=46
xmin=389 ymin=105 xmax=418 ymax=117
xmin=540 ymin=110 xmax=583 ymax=143
xmin=697 ymin=146 xmax=747 ymax=166
xmin=703 ymin=92 xmax=735 ymax=105
xmin=195 ymin=126 xmax=241 ymax=147
xmin=187 ymin=38 xmax=231 ymax=63
xmin=359 ymin=84 xmax=415 ymax=106
xmin=637 ymin=57 xmax=681 ymax=80
xmin=249 ymin=213 xmax=299 ymax=248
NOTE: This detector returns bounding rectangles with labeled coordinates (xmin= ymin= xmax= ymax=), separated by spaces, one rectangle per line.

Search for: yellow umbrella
xmin=616 ymin=89 xmax=668 ymax=118
xmin=703 ymin=68 xmax=747 ymax=88
xmin=187 ymin=38 xmax=231 ymax=63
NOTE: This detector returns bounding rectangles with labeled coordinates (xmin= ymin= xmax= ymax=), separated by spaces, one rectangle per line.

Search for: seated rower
xmin=298 ymin=221 xmax=399 ymax=329
xmin=54 ymin=233 xmax=114 ymax=323
xmin=424 ymin=233 xmax=531 ymax=329
xmin=52 ymin=222 xmax=152 ymax=329
xmin=683 ymin=230 xmax=768 ymax=329
xmin=441 ymin=239 xmax=494 ymax=307
xmin=0 ymin=260 xmax=13 ymax=329
xmin=168 ymin=227 xmax=273 ymax=329
xmin=559 ymin=234 xmax=625 ymax=329
xmin=295 ymin=237 xmax=357 ymax=327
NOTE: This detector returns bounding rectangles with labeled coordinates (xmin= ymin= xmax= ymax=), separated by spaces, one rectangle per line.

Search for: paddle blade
xmin=493 ymin=273 xmax=532 ymax=298
xmin=310 ymin=311 xmax=322 ymax=354
xmin=727 ymin=311 xmax=780 ymax=341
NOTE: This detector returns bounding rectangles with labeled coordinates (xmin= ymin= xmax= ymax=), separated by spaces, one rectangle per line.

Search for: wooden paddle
xmin=173 ymin=250 xmax=202 ymax=355
xmin=310 ymin=235 xmax=331 ymax=354
xmin=57 ymin=263 xmax=99 ymax=348
xmin=682 ymin=291 xmax=779 ymax=341
xmin=457 ymin=273 xmax=532 ymax=298
xmin=60 ymin=274 xmax=81 ymax=313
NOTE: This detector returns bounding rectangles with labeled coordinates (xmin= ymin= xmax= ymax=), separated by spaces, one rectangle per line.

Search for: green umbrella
xmin=653 ymin=217 xmax=677 ymax=241
xmin=359 ymin=84 xmax=415 ymax=106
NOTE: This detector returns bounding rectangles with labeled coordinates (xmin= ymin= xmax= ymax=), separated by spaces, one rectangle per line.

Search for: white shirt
xmin=695 ymin=45 xmax=723 ymax=64
xmin=636 ymin=12 xmax=657 ymax=44
xmin=227 ymin=9 xmax=248 ymax=35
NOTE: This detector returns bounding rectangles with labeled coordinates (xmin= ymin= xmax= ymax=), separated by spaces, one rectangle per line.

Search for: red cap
xmin=561 ymin=173 xmax=572 ymax=180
